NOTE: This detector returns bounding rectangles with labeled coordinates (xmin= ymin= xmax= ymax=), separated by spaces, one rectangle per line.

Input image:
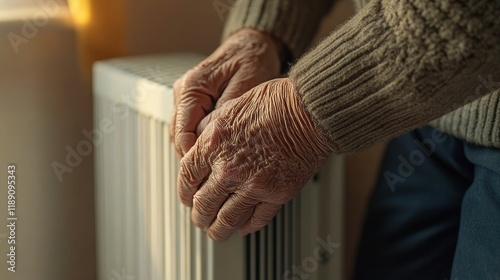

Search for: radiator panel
xmin=93 ymin=53 xmax=343 ymax=280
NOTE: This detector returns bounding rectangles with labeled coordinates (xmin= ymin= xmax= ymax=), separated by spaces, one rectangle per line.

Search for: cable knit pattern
xmin=225 ymin=0 xmax=500 ymax=153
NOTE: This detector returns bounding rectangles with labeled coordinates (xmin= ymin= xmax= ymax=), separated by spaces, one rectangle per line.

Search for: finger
xmin=169 ymin=113 xmax=176 ymax=142
xmin=239 ymin=202 xmax=282 ymax=236
xmin=196 ymin=112 xmax=216 ymax=137
xmin=207 ymin=193 xmax=258 ymax=242
xmin=173 ymin=65 xmax=233 ymax=156
xmin=177 ymin=125 xmax=216 ymax=206
xmin=196 ymin=97 xmax=239 ymax=136
xmin=170 ymin=79 xmax=184 ymax=159
xmin=169 ymin=78 xmax=181 ymax=143
xmin=169 ymin=113 xmax=182 ymax=161
xmin=174 ymin=90 xmax=214 ymax=156
xmin=191 ymin=172 xmax=240 ymax=230
xmin=214 ymin=71 xmax=258 ymax=110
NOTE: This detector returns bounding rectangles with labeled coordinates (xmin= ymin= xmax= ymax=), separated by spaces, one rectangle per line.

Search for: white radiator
xmin=93 ymin=53 xmax=344 ymax=280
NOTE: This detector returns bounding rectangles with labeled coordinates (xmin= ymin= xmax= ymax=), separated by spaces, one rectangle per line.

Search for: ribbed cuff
xmin=222 ymin=0 xmax=333 ymax=61
xmin=290 ymin=2 xmax=402 ymax=153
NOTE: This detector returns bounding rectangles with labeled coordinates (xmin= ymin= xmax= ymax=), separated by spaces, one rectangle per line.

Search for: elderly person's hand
xmin=177 ymin=78 xmax=333 ymax=241
xmin=170 ymin=28 xmax=284 ymax=157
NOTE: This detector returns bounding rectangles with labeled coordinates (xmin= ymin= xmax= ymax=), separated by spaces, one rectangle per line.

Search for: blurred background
xmin=0 ymin=0 xmax=384 ymax=279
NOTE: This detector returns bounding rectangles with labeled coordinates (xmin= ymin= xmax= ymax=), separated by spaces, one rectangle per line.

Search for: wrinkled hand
xmin=170 ymin=28 xmax=283 ymax=157
xmin=177 ymin=78 xmax=333 ymax=241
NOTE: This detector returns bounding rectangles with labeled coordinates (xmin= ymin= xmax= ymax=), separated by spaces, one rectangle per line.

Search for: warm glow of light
xmin=67 ymin=0 xmax=91 ymax=26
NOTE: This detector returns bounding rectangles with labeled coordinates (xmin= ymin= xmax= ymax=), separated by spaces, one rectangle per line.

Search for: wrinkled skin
xmin=170 ymin=28 xmax=282 ymax=157
xmin=178 ymin=78 xmax=333 ymax=242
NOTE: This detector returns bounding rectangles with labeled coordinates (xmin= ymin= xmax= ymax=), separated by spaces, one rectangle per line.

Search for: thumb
xmin=196 ymin=97 xmax=240 ymax=136
xmin=214 ymin=70 xmax=260 ymax=110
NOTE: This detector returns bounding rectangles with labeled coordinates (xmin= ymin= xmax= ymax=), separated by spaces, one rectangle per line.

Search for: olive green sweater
xmin=223 ymin=0 xmax=500 ymax=153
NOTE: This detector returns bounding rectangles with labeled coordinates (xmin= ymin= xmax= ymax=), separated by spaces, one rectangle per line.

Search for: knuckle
xmin=177 ymin=181 xmax=193 ymax=207
xmin=192 ymin=195 xmax=212 ymax=221
xmin=207 ymin=170 xmax=234 ymax=194
xmin=175 ymin=142 xmax=184 ymax=157
xmin=179 ymin=157 xmax=193 ymax=176
xmin=191 ymin=204 xmax=210 ymax=229
xmin=178 ymin=161 xmax=196 ymax=189
xmin=178 ymin=196 xmax=192 ymax=207
xmin=173 ymin=77 xmax=184 ymax=94
xmin=251 ymin=205 xmax=281 ymax=228
xmin=169 ymin=120 xmax=176 ymax=139
xmin=169 ymin=130 xmax=175 ymax=142
xmin=177 ymin=176 xmax=190 ymax=196
xmin=192 ymin=219 xmax=208 ymax=231
xmin=249 ymin=215 xmax=267 ymax=228
xmin=217 ymin=208 xmax=239 ymax=229
xmin=269 ymin=192 xmax=289 ymax=205
xmin=208 ymin=229 xmax=227 ymax=242
xmin=210 ymin=118 xmax=229 ymax=140
xmin=182 ymin=68 xmax=202 ymax=84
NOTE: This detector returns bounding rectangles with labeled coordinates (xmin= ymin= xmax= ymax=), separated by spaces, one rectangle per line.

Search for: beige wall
xmin=0 ymin=11 xmax=95 ymax=280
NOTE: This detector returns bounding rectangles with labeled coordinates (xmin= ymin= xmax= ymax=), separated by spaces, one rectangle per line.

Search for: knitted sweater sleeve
xmin=222 ymin=0 xmax=335 ymax=60
xmin=289 ymin=0 xmax=500 ymax=153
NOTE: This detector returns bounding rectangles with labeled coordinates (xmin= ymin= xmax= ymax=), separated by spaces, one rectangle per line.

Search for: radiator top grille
xmin=102 ymin=54 xmax=204 ymax=86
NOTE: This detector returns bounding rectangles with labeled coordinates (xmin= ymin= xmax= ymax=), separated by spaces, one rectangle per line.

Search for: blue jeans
xmin=354 ymin=126 xmax=500 ymax=280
